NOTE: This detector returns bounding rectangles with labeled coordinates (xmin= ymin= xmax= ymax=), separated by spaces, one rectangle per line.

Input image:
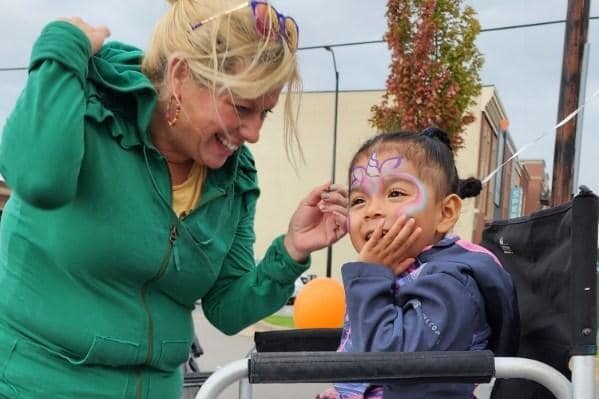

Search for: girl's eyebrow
xmin=381 ymin=174 xmax=417 ymax=183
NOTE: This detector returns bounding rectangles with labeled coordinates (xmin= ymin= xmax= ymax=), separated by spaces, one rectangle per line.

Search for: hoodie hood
xmin=86 ymin=41 xmax=158 ymax=150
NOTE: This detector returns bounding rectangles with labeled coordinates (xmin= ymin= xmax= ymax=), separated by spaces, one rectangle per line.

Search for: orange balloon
xmin=293 ymin=277 xmax=346 ymax=328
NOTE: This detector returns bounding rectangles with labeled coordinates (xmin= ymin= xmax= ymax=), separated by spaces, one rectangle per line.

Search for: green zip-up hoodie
xmin=0 ymin=21 xmax=309 ymax=399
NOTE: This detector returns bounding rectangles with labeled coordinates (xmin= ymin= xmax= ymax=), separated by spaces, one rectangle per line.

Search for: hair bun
xmin=421 ymin=127 xmax=453 ymax=151
xmin=458 ymin=177 xmax=482 ymax=199
xmin=166 ymin=0 xmax=179 ymax=4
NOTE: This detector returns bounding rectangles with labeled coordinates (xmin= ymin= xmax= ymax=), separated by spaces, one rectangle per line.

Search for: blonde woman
xmin=0 ymin=1 xmax=348 ymax=398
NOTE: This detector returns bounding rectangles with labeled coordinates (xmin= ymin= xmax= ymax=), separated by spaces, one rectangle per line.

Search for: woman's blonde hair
xmin=143 ymin=0 xmax=303 ymax=160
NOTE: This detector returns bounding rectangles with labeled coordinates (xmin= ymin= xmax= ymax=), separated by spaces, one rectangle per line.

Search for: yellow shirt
xmin=172 ymin=162 xmax=207 ymax=217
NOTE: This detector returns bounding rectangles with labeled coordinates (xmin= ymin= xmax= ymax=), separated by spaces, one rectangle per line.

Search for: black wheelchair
xmin=185 ymin=187 xmax=598 ymax=399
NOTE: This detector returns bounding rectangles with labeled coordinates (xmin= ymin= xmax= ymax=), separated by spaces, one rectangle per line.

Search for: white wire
xmin=481 ymin=88 xmax=599 ymax=185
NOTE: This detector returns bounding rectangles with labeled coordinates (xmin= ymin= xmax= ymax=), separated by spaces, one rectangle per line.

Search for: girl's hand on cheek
xmin=358 ymin=215 xmax=422 ymax=275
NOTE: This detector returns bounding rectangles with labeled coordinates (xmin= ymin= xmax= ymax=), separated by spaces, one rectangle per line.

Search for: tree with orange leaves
xmin=370 ymin=0 xmax=483 ymax=149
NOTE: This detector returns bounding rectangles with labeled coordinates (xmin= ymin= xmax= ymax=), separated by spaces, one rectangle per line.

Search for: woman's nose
xmin=239 ymin=115 xmax=263 ymax=144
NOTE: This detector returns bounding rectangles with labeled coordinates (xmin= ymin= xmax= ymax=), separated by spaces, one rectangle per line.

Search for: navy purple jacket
xmin=336 ymin=236 xmax=519 ymax=399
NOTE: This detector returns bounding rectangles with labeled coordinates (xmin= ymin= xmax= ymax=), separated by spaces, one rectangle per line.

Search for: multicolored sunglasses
xmin=190 ymin=0 xmax=299 ymax=51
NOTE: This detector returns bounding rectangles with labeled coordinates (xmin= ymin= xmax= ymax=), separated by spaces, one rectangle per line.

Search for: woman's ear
xmin=165 ymin=55 xmax=189 ymax=98
xmin=436 ymin=193 xmax=462 ymax=235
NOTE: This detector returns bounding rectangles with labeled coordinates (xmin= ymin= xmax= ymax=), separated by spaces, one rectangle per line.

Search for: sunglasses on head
xmin=190 ymin=0 xmax=299 ymax=51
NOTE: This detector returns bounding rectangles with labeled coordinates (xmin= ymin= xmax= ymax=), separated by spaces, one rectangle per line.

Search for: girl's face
xmin=347 ymin=149 xmax=449 ymax=258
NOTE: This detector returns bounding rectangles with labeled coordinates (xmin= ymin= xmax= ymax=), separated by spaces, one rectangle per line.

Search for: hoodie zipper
xmin=136 ymin=147 xmax=228 ymax=396
xmin=136 ymin=223 xmax=177 ymax=399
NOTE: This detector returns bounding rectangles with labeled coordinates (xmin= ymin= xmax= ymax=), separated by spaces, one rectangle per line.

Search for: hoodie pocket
xmin=59 ymin=335 xmax=140 ymax=367
xmin=3 ymin=336 xmax=134 ymax=399
xmin=0 ymin=338 xmax=19 ymax=398
xmin=157 ymin=340 xmax=191 ymax=371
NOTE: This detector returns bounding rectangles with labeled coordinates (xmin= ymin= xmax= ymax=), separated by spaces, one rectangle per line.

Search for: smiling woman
xmin=0 ymin=1 xmax=348 ymax=398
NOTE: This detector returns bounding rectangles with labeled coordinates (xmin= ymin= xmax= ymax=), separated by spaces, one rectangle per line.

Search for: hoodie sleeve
xmin=342 ymin=261 xmax=486 ymax=353
xmin=0 ymin=21 xmax=91 ymax=209
xmin=201 ymin=147 xmax=310 ymax=335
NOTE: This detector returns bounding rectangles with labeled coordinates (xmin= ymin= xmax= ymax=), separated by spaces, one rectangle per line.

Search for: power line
xmin=0 ymin=66 xmax=27 ymax=72
xmin=482 ymin=17 xmax=591 ymax=32
xmin=1 ymin=16 xmax=598 ymax=71
xmin=299 ymin=16 xmax=599 ymax=51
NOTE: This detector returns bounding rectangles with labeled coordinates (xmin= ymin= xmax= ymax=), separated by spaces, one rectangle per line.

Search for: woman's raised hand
xmin=284 ymin=182 xmax=349 ymax=263
xmin=60 ymin=17 xmax=110 ymax=55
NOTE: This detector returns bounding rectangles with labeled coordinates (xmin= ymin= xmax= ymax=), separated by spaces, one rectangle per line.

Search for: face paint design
xmin=350 ymin=153 xmax=428 ymax=216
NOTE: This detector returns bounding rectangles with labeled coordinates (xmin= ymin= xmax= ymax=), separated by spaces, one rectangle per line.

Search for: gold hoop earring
xmin=166 ymin=95 xmax=181 ymax=127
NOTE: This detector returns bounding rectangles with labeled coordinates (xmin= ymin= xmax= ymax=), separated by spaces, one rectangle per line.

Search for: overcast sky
xmin=1 ymin=1 xmax=598 ymax=194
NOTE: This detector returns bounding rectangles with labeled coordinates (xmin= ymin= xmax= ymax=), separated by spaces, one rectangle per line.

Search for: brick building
xmin=520 ymin=159 xmax=550 ymax=215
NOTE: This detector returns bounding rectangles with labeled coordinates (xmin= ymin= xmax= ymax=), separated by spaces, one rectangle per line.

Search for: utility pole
xmin=551 ymin=0 xmax=590 ymax=205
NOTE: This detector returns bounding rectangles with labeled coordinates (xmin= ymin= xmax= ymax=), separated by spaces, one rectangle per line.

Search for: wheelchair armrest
xmin=196 ymin=352 xmax=575 ymax=399
xmin=249 ymin=350 xmax=494 ymax=384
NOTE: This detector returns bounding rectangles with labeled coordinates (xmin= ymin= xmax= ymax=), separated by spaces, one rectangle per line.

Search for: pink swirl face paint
xmin=350 ymin=153 xmax=428 ymax=217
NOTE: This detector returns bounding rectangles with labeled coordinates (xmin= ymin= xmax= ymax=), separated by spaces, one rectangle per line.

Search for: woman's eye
xmin=229 ymin=101 xmax=252 ymax=115
xmin=235 ymin=105 xmax=252 ymax=114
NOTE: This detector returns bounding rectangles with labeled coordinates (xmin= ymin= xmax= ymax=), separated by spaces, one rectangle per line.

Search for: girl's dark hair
xmin=349 ymin=127 xmax=482 ymax=199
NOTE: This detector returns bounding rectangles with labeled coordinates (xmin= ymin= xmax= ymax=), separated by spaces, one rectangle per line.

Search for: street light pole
xmin=324 ymin=46 xmax=339 ymax=278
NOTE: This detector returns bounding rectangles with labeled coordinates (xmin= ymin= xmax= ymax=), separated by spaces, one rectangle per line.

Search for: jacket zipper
xmin=136 ymin=223 xmax=178 ymax=399
xmin=135 ymin=368 xmax=142 ymax=399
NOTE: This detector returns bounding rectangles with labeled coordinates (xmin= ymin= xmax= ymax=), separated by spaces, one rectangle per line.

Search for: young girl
xmin=317 ymin=128 xmax=519 ymax=399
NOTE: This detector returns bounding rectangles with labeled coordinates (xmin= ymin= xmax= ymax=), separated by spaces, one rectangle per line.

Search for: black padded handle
xmin=249 ymin=350 xmax=495 ymax=384
xmin=254 ymin=328 xmax=342 ymax=352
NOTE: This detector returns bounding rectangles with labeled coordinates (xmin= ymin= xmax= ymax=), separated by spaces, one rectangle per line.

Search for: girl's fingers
xmin=387 ymin=217 xmax=416 ymax=250
xmin=394 ymin=225 xmax=421 ymax=254
xmin=402 ymin=226 xmax=423 ymax=253
xmin=372 ymin=218 xmax=385 ymax=243
xmin=378 ymin=214 xmax=408 ymax=248
xmin=390 ymin=214 xmax=410 ymax=235
xmin=362 ymin=219 xmax=384 ymax=253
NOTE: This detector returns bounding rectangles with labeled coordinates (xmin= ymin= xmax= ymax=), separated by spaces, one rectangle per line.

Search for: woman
xmin=0 ymin=1 xmax=348 ymax=398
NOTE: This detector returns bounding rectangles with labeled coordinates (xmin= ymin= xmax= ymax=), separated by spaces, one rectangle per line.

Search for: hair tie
xmin=421 ymin=127 xmax=453 ymax=151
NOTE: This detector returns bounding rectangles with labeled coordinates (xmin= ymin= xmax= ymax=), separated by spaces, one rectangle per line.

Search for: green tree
xmin=370 ymin=0 xmax=484 ymax=149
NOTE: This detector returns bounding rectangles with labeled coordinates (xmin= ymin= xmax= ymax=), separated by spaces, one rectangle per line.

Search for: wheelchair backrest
xmin=481 ymin=188 xmax=598 ymax=399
